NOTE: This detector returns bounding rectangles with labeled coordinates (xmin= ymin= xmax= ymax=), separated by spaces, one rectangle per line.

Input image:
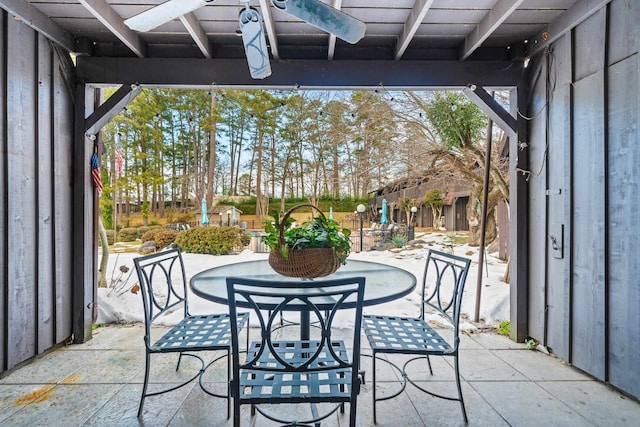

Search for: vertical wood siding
xmin=1 ymin=11 xmax=7 ymax=374
xmin=526 ymin=0 xmax=639 ymax=398
xmin=0 ymin=12 xmax=74 ymax=374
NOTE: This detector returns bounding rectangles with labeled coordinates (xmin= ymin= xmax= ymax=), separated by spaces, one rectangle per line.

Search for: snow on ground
xmin=97 ymin=232 xmax=509 ymax=331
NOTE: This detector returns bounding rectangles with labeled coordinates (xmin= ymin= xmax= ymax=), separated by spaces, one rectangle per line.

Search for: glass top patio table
xmin=190 ymin=258 xmax=416 ymax=339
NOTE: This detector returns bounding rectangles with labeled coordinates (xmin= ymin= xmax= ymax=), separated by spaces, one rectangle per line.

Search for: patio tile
xmin=468 ymin=331 xmax=525 ymax=350
xmin=83 ymin=383 xmax=194 ymax=426
xmin=0 ymin=384 xmax=56 ymax=423
xmin=0 ymin=324 xmax=638 ymax=426
xmin=458 ymin=349 xmax=528 ymax=381
xmin=538 ymin=380 xmax=640 ymax=426
xmin=470 ymin=381 xmax=589 ymax=427
xmin=3 ymin=384 xmax=121 ymax=426
xmin=406 ymin=381 xmax=509 ymax=426
xmin=358 ymin=382 xmax=426 ymax=426
xmin=78 ymin=324 xmax=145 ymax=350
xmin=71 ymin=350 xmax=143 ymax=384
xmin=0 ymin=350 xmax=100 ymax=385
xmin=493 ymin=349 xmax=592 ymax=381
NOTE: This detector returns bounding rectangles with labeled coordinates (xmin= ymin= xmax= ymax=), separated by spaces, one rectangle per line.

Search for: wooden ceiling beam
xmin=79 ymin=0 xmax=146 ymax=58
xmin=76 ymin=57 xmax=523 ymax=89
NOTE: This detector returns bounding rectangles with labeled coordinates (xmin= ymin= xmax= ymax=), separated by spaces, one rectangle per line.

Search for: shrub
xmin=105 ymin=230 xmax=116 ymax=245
xmin=173 ymin=212 xmax=193 ymax=223
xmin=140 ymin=229 xmax=161 ymax=243
xmin=138 ymin=225 xmax=162 ymax=237
xmin=118 ymin=227 xmax=139 ymax=242
xmin=174 ymin=227 xmax=250 ymax=255
xmin=391 ymin=235 xmax=406 ymax=248
xmin=155 ymin=230 xmax=179 ymax=249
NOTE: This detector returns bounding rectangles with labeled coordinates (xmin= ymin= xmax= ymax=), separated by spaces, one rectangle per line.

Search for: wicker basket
xmin=268 ymin=204 xmax=342 ymax=278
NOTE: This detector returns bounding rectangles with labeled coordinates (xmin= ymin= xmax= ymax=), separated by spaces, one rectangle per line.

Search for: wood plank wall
xmin=0 ymin=12 xmax=75 ymax=374
xmin=525 ymin=0 xmax=639 ymax=399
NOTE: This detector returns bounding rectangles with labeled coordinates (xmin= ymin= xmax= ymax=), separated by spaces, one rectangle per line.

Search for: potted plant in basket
xmin=261 ymin=204 xmax=352 ymax=278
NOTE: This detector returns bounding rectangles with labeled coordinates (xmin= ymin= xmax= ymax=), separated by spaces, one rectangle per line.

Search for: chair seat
xmin=363 ymin=314 xmax=452 ymax=354
xmin=152 ymin=312 xmax=249 ymax=352
xmin=239 ymin=340 xmax=355 ymax=403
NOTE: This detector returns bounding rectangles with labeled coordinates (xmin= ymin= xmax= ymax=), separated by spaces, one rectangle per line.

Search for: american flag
xmin=115 ymin=146 xmax=123 ymax=176
xmin=91 ymin=152 xmax=103 ymax=192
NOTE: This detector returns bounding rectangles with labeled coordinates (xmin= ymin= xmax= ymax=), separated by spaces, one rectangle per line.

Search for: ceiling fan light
xmin=239 ymin=7 xmax=271 ymax=79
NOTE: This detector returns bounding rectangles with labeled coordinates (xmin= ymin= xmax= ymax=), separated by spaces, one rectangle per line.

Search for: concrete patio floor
xmin=0 ymin=323 xmax=638 ymax=426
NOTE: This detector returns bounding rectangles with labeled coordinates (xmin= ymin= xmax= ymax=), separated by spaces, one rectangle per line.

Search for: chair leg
xmin=349 ymin=399 xmax=357 ymax=427
xmin=226 ymin=348 xmax=231 ymax=419
xmin=137 ymin=353 xmax=151 ymax=417
xmin=454 ymin=355 xmax=468 ymax=423
xmin=233 ymin=397 xmax=241 ymax=427
xmin=176 ymin=353 xmax=183 ymax=371
xmin=426 ymin=354 xmax=433 ymax=375
xmin=372 ymin=350 xmax=378 ymax=424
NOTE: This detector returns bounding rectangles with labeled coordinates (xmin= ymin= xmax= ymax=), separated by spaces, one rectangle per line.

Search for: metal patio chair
xmin=134 ymin=248 xmax=249 ymax=418
xmin=226 ymin=275 xmax=366 ymax=427
xmin=362 ymin=249 xmax=472 ymax=423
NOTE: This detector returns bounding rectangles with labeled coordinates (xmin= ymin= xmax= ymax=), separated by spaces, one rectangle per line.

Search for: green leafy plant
xmin=262 ymin=208 xmax=352 ymax=265
xmin=391 ymin=235 xmax=407 ymax=248
xmin=497 ymin=320 xmax=510 ymax=336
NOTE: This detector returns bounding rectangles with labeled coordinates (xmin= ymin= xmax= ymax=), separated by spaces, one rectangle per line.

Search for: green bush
xmin=118 ymin=227 xmax=139 ymax=242
xmin=105 ymin=230 xmax=116 ymax=245
xmin=174 ymin=227 xmax=249 ymax=255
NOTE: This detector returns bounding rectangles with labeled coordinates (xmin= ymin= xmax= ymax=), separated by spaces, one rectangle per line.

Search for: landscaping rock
xmin=139 ymin=240 xmax=157 ymax=255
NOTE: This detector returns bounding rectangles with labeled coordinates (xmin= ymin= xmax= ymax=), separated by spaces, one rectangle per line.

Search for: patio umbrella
xmin=329 ymin=207 xmax=333 ymax=220
xmin=380 ymin=199 xmax=388 ymax=224
xmin=232 ymin=206 xmax=237 ymax=224
xmin=201 ymin=198 xmax=209 ymax=225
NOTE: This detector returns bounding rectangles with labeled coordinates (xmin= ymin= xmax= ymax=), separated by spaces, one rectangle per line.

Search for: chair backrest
xmin=226 ymin=275 xmax=366 ymax=386
xmin=134 ymin=248 xmax=189 ymax=340
xmin=419 ymin=250 xmax=471 ymax=341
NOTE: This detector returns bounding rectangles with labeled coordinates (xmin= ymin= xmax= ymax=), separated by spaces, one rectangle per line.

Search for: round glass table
xmin=190 ymin=258 xmax=416 ymax=339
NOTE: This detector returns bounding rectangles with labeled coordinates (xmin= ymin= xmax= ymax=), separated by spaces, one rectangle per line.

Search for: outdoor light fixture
xmin=219 ymin=212 xmax=223 ymax=227
xmin=357 ymin=204 xmax=366 ymax=252
xmin=226 ymin=209 xmax=231 ymax=226
xmin=410 ymin=206 xmax=418 ymax=222
xmin=409 ymin=206 xmax=418 ymax=241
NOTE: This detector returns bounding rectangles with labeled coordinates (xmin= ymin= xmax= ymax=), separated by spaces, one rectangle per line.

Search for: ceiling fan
xmin=124 ymin=0 xmax=367 ymax=80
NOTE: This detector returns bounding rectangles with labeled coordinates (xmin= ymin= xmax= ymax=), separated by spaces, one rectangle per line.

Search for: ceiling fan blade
xmin=239 ymin=7 xmax=272 ymax=80
xmin=125 ymin=0 xmax=212 ymax=32
xmin=271 ymin=0 xmax=365 ymax=44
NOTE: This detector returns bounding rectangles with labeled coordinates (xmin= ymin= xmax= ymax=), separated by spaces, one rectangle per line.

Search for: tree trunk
xmin=207 ymin=92 xmax=217 ymax=202
xmin=98 ymin=217 xmax=109 ymax=288
xmin=255 ymin=127 xmax=264 ymax=222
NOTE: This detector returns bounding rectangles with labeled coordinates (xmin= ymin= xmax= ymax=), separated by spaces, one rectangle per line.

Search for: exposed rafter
xmin=258 ymin=0 xmax=279 ymax=60
xmin=85 ymin=84 xmax=143 ymax=136
xmin=463 ymin=84 xmax=517 ymax=137
xmin=460 ymin=0 xmax=524 ymax=61
xmin=0 ymin=0 xmax=77 ymax=53
xmin=79 ymin=0 xmax=146 ymax=58
xmin=180 ymin=12 xmax=212 ymax=59
xmin=395 ymin=0 xmax=436 ymax=60
xmin=527 ymin=0 xmax=614 ymax=58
